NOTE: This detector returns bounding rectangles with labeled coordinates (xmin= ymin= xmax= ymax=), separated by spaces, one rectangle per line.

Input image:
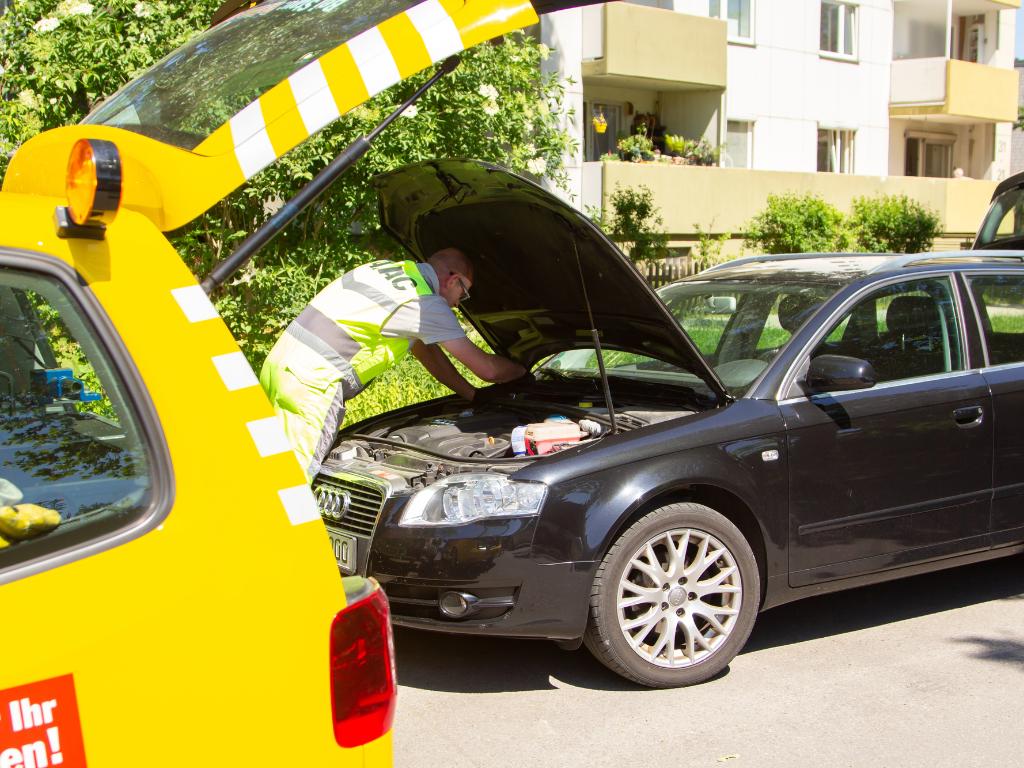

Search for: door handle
xmin=953 ymin=405 xmax=984 ymax=426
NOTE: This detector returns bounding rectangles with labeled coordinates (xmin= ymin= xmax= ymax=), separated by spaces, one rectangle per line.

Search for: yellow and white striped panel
xmin=198 ymin=0 xmax=538 ymax=181
xmin=169 ymin=283 xmax=318 ymax=526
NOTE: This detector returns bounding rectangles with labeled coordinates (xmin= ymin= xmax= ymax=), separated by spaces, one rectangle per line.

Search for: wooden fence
xmin=639 ymin=255 xmax=694 ymax=288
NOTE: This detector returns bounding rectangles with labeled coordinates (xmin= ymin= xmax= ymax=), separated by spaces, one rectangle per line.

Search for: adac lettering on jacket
xmin=370 ymin=260 xmax=416 ymax=291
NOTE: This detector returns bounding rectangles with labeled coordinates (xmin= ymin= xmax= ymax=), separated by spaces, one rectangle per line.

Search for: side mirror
xmin=806 ymin=355 xmax=876 ymax=394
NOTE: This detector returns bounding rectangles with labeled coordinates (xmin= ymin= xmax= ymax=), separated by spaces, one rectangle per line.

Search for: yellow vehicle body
xmin=0 ymin=0 xmax=544 ymax=764
xmin=0 ymin=190 xmax=395 ymax=765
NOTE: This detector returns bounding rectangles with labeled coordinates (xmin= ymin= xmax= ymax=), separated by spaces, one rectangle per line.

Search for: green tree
xmin=743 ymin=192 xmax=850 ymax=254
xmin=848 ymin=194 xmax=941 ymax=253
xmin=598 ymin=184 xmax=668 ymax=264
xmin=1 ymin=2 xmax=575 ymax=370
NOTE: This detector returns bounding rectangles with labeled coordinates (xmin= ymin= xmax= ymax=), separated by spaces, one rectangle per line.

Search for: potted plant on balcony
xmin=617 ymin=129 xmax=655 ymax=162
xmin=683 ymin=138 xmax=721 ymax=167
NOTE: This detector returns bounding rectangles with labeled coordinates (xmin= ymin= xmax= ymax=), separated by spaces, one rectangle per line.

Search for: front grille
xmin=314 ymin=476 xmax=385 ymax=537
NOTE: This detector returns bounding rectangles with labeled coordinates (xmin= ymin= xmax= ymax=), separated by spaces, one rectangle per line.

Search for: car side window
xmin=0 ymin=267 xmax=153 ymax=576
xmin=810 ymin=277 xmax=964 ymax=383
xmin=967 ymin=274 xmax=1024 ymax=366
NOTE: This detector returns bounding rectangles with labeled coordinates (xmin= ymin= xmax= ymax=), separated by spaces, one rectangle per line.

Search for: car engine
xmin=321 ymin=397 xmax=693 ymax=491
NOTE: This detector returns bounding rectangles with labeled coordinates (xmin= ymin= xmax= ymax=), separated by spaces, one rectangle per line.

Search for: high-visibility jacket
xmin=260 ymin=259 xmax=434 ymax=478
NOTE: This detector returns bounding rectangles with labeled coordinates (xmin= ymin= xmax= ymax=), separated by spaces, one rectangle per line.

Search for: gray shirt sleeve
xmin=381 ymin=295 xmax=467 ymax=345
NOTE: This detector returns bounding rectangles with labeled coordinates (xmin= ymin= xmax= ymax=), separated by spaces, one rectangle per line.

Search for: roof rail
xmin=701 ymin=252 xmax=892 ymax=274
xmin=902 ymin=253 xmax=1024 ymax=268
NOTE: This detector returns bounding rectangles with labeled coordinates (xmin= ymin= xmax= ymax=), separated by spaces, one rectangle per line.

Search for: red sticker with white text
xmin=0 ymin=675 xmax=86 ymax=768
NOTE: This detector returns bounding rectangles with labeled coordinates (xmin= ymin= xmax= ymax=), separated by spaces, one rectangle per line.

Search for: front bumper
xmin=367 ymin=498 xmax=595 ymax=641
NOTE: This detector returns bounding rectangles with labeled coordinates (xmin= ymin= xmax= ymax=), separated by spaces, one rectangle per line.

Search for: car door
xmin=963 ymin=270 xmax=1024 ymax=547
xmin=780 ymin=274 xmax=993 ymax=587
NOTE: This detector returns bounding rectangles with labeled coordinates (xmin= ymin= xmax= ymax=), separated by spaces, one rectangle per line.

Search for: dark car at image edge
xmin=312 ymin=158 xmax=1024 ymax=688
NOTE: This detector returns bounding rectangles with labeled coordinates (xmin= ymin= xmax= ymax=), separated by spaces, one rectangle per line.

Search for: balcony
xmin=890 ymin=58 xmax=1019 ymax=124
xmin=584 ymin=162 xmax=997 ymax=238
xmin=581 ymin=4 xmax=727 ymax=92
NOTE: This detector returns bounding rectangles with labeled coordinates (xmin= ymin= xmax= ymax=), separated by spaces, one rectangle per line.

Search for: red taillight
xmin=329 ymin=580 xmax=396 ymax=748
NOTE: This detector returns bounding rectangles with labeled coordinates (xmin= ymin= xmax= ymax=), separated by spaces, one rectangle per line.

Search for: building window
xmin=820 ymin=0 xmax=856 ymax=57
xmin=725 ymin=120 xmax=753 ymax=168
xmin=817 ymin=128 xmax=855 ymax=173
xmin=709 ymin=0 xmax=753 ymax=42
xmin=905 ymin=135 xmax=954 ymax=178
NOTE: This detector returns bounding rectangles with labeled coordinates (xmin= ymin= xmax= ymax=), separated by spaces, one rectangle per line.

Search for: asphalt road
xmin=392 ymin=553 xmax=1024 ymax=768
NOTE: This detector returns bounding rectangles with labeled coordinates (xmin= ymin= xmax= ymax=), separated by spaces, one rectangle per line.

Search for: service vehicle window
xmin=84 ymin=0 xmax=420 ymax=148
xmin=0 ymin=266 xmax=152 ymax=575
xmin=812 ymin=277 xmax=964 ymax=383
xmin=966 ymin=274 xmax=1024 ymax=366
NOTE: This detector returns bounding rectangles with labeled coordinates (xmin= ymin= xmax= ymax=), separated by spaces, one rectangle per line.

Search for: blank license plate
xmin=328 ymin=529 xmax=357 ymax=575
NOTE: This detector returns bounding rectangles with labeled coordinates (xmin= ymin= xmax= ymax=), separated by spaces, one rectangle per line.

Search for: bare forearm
xmin=412 ymin=342 xmax=475 ymax=399
xmin=483 ymin=354 xmax=526 ymax=383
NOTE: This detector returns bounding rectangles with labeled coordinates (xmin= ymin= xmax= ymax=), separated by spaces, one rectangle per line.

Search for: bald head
xmin=428 ymin=248 xmax=473 ymax=281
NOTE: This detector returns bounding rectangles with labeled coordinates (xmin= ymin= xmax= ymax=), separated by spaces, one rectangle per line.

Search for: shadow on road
xmin=394 ymin=553 xmax=1024 ymax=694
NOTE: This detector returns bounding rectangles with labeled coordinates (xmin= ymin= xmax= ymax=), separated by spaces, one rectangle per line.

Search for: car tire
xmin=583 ymin=502 xmax=760 ymax=688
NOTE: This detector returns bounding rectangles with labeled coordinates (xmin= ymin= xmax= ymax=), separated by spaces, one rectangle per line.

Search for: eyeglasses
xmin=455 ymin=276 xmax=471 ymax=303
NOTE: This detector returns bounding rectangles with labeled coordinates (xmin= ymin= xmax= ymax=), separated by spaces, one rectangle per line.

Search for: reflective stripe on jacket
xmin=260 ymin=259 xmax=433 ymax=477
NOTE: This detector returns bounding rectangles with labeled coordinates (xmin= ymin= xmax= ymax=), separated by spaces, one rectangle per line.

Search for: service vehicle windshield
xmin=541 ymin=274 xmax=845 ymax=398
xmin=84 ymin=0 xmax=420 ymax=149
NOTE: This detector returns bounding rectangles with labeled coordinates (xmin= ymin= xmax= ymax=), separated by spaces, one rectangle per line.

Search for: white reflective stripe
xmin=230 ymin=101 xmax=277 ymax=179
xmin=212 ymin=351 xmax=259 ymax=391
xmin=347 ymin=26 xmax=401 ymax=97
xmin=170 ymin=286 xmax=219 ymax=323
xmin=278 ymin=485 xmax=320 ymax=526
xmin=406 ymin=0 xmax=464 ymax=62
xmin=289 ymin=60 xmax=340 ymax=135
xmin=247 ymin=416 xmax=293 ymax=457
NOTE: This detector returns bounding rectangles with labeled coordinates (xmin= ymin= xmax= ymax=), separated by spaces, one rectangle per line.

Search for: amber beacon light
xmin=55 ymin=138 xmax=122 ymax=239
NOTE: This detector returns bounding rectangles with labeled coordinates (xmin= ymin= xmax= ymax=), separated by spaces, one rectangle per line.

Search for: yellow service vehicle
xmin=0 ymin=0 xmax=583 ymax=764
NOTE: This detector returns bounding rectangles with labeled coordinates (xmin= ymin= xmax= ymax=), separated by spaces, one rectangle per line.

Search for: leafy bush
xmin=744 ymin=192 xmax=851 ymax=254
xmin=1 ymin=2 xmax=574 ymax=375
xmin=691 ymin=223 xmax=731 ymax=273
xmin=595 ymin=184 xmax=668 ymax=264
xmin=848 ymin=194 xmax=941 ymax=253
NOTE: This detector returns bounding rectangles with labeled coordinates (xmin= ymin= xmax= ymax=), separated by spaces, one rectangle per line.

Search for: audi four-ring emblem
xmin=315 ymin=486 xmax=352 ymax=520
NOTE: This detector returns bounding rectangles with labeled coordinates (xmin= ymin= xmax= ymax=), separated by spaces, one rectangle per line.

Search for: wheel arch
xmin=602 ymin=483 xmax=768 ymax=606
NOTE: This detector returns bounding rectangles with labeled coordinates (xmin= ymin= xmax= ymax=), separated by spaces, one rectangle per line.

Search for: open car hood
xmin=374 ymin=160 xmax=729 ymax=402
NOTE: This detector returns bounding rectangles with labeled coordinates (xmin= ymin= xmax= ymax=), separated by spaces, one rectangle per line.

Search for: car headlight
xmin=398 ymin=473 xmax=547 ymax=527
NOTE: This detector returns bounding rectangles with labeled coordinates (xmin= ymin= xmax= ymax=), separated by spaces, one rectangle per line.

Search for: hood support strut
xmin=571 ymin=238 xmax=617 ymax=435
xmin=200 ymin=55 xmax=462 ymax=295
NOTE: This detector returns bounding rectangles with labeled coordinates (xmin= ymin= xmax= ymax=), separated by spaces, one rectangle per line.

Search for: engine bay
xmin=321 ymin=392 xmax=695 ymax=491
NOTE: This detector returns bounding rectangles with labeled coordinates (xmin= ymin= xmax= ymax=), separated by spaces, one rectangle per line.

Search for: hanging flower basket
xmin=592 ymin=108 xmax=608 ymax=134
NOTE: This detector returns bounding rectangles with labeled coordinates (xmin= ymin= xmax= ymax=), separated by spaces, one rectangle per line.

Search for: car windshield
xmin=540 ymin=270 xmax=846 ymax=398
xmin=83 ymin=0 xmax=416 ymax=149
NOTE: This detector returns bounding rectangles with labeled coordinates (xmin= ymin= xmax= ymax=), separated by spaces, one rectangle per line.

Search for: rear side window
xmin=967 ymin=274 xmax=1024 ymax=366
xmin=811 ymin=277 xmax=964 ymax=383
xmin=0 ymin=266 xmax=154 ymax=577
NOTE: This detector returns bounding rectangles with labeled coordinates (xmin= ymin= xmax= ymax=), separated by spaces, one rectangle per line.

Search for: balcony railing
xmin=581 ymin=4 xmax=727 ymax=91
xmin=890 ymin=57 xmax=1019 ymax=123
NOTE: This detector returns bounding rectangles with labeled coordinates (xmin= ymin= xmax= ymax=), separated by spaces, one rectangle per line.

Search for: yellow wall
xmin=600 ymin=162 xmax=996 ymax=239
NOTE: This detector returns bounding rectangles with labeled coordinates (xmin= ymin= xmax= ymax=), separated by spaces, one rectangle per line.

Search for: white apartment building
xmin=541 ymin=0 xmax=1020 ymax=252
